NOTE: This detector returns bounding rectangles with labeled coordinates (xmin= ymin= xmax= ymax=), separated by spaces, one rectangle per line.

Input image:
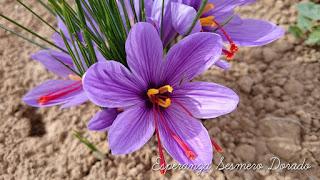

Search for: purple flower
xmin=172 ymin=0 xmax=284 ymax=47
xmin=23 ymin=18 xmax=104 ymax=108
xmin=22 ymin=50 xmax=88 ymax=108
xmin=83 ymin=22 xmax=239 ymax=170
xmin=171 ymin=0 xmax=285 ymax=68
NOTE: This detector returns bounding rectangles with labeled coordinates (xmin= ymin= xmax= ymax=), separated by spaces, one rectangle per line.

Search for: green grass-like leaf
xmin=73 ymin=131 xmax=106 ymax=160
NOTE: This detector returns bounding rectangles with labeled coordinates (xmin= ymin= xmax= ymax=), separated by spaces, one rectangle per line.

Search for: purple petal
xmin=158 ymin=104 xmax=212 ymax=165
xmin=164 ymin=32 xmax=222 ymax=86
xmin=57 ymin=17 xmax=70 ymax=39
xmin=173 ymin=81 xmax=239 ymax=119
xmin=60 ymin=91 xmax=88 ymax=108
xmin=215 ymin=59 xmax=230 ymax=70
xmin=206 ymin=0 xmax=255 ymax=14
xmin=51 ymin=33 xmax=67 ymax=50
xmin=180 ymin=0 xmax=202 ymax=10
xmin=95 ymin=47 xmax=107 ymax=62
xmin=23 ymin=80 xmax=84 ymax=107
xmin=83 ymin=61 xmax=144 ymax=108
xmin=125 ymin=22 xmax=164 ymax=86
xmin=31 ymin=50 xmax=74 ymax=78
xmin=108 ymin=105 xmax=154 ymax=154
xmin=171 ymin=2 xmax=201 ymax=35
xmin=87 ymin=108 xmax=118 ymax=131
xmin=151 ymin=0 xmax=177 ymax=45
xmin=223 ymin=17 xmax=285 ymax=47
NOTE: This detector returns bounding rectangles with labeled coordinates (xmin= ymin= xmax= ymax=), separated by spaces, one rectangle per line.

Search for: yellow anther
xmin=147 ymin=85 xmax=173 ymax=108
xmin=200 ymin=16 xmax=216 ymax=27
xmin=147 ymin=89 xmax=159 ymax=98
xmin=203 ymin=3 xmax=215 ymax=14
xmin=68 ymin=74 xmax=82 ymax=81
xmin=159 ymin=85 xmax=173 ymax=94
xmin=157 ymin=98 xmax=171 ymax=108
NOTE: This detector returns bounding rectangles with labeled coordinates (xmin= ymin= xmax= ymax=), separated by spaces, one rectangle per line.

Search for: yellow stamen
xmin=203 ymin=3 xmax=215 ymax=14
xmin=147 ymin=89 xmax=159 ymax=98
xmin=157 ymin=98 xmax=171 ymax=108
xmin=147 ymin=85 xmax=173 ymax=108
xmin=200 ymin=16 xmax=216 ymax=27
xmin=159 ymin=85 xmax=173 ymax=94
xmin=68 ymin=74 xmax=82 ymax=81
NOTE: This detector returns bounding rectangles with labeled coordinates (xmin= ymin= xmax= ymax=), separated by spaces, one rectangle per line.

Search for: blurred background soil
xmin=0 ymin=0 xmax=319 ymax=179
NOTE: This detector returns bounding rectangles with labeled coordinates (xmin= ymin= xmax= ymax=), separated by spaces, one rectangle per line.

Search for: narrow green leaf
xmin=119 ymin=0 xmax=132 ymax=30
xmin=17 ymin=0 xmax=58 ymax=33
xmin=0 ymin=24 xmax=48 ymax=49
xmin=76 ymin=0 xmax=97 ymax=65
xmin=139 ymin=0 xmax=146 ymax=22
xmin=49 ymin=52 xmax=82 ymax=76
xmin=73 ymin=131 xmax=106 ymax=160
xmin=185 ymin=0 xmax=208 ymax=36
xmin=160 ymin=0 xmax=165 ymax=39
xmin=36 ymin=0 xmax=56 ymax=16
xmin=60 ymin=30 xmax=85 ymax=75
xmin=129 ymin=0 xmax=139 ymax=23
xmin=0 ymin=13 xmax=67 ymax=53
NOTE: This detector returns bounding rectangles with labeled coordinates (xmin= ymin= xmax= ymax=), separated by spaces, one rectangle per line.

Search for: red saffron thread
xmin=211 ymin=19 xmax=239 ymax=60
xmin=157 ymin=106 xmax=197 ymax=160
xmin=211 ymin=139 xmax=223 ymax=153
xmin=38 ymin=81 xmax=82 ymax=105
xmin=153 ymin=107 xmax=167 ymax=175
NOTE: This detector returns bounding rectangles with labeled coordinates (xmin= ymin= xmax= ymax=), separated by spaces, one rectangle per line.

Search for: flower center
xmin=200 ymin=16 xmax=216 ymax=27
xmin=147 ymin=85 xmax=173 ymax=108
xmin=199 ymin=2 xmax=239 ymax=60
xmin=200 ymin=3 xmax=215 ymax=27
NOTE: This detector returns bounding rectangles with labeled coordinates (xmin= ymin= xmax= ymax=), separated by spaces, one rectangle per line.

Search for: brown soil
xmin=0 ymin=0 xmax=319 ymax=179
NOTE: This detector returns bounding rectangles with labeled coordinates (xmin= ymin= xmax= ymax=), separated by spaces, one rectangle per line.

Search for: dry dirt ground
xmin=0 ymin=0 xmax=319 ymax=179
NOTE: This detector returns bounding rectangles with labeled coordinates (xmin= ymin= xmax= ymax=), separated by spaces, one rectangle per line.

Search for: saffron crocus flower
xmin=83 ymin=23 xmax=239 ymax=170
xmin=172 ymin=0 xmax=284 ymax=47
xmin=23 ymin=18 xmax=103 ymax=108
xmin=22 ymin=50 xmax=88 ymax=108
xmin=171 ymin=0 xmax=284 ymax=67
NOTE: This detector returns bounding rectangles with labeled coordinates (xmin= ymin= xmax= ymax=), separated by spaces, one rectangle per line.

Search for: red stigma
xmin=211 ymin=19 xmax=239 ymax=60
xmin=153 ymin=108 xmax=167 ymax=175
xmin=38 ymin=81 xmax=82 ymax=105
xmin=222 ymin=49 xmax=235 ymax=60
xmin=211 ymin=139 xmax=223 ymax=153
xmin=230 ymin=43 xmax=238 ymax=53
xmin=172 ymin=135 xmax=197 ymax=160
xmin=152 ymin=101 xmax=198 ymax=175
xmin=157 ymin=107 xmax=197 ymax=160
